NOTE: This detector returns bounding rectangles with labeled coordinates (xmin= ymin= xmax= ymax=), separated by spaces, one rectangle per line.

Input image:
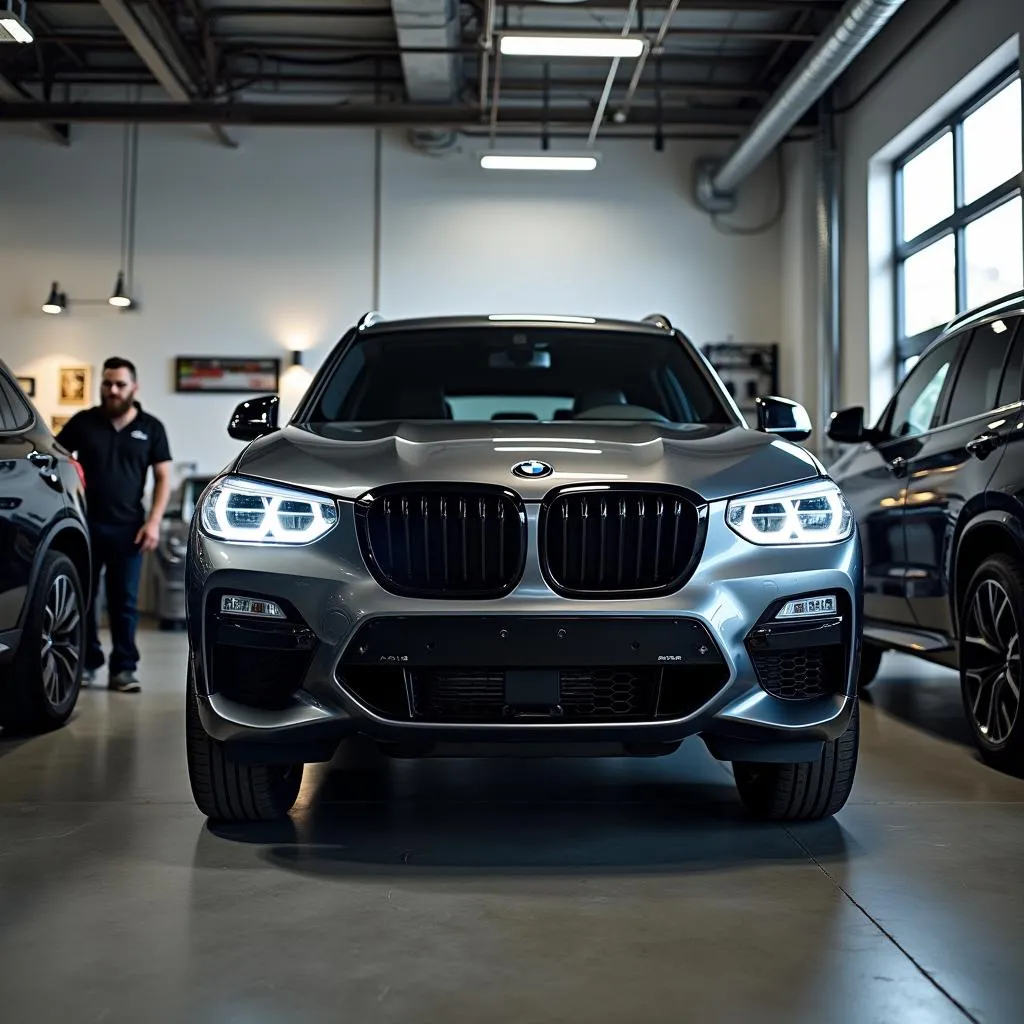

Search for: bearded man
xmin=56 ymin=357 xmax=172 ymax=692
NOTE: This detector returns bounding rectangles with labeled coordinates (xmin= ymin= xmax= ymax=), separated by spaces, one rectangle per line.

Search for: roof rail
xmin=642 ymin=313 xmax=673 ymax=330
xmin=357 ymin=310 xmax=385 ymax=331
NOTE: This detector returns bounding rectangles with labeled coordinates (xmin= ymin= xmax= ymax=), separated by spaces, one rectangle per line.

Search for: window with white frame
xmin=894 ymin=67 xmax=1023 ymax=380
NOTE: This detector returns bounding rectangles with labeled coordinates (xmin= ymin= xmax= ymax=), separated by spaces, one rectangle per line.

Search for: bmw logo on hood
xmin=512 ymin=460 xmax=553 ymax=479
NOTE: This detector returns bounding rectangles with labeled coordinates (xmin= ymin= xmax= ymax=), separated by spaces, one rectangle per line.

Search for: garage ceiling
xmin=0 ymin=0 xmax=851 ymax=143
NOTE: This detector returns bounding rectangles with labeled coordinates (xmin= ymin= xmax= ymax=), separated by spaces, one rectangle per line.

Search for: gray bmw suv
xmin=184 ymin=313 xmax=863 ymax=823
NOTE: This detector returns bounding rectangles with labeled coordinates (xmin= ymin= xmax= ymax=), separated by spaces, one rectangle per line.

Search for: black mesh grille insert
xmin=751 ymin=647 xmax=844 ymax=700
xmin=358 ymin=488 xmax=526 ymax=598
xmin=541 ymin=488 xmax=702 ymax=596
xmin=409 ymin=667 xmax=660 ymax=722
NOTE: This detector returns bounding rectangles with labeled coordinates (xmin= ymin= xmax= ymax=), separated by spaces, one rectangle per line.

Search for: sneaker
xmin=109 ymin=671 xmax=141 ymax=693
xmin=82 ymin=669 xmax=96 ymax=687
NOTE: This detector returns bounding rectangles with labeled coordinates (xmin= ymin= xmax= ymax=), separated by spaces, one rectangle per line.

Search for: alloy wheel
xmin=963 ymin=578 xmax=1022 ymax=747
xmin=40 ymin=573 xmax=81 ymax=708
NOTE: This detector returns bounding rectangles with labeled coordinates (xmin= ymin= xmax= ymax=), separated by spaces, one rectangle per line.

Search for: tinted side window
xmin=944 ymin=321 xmax=1017 ymax=423
xmin=0 ymin=373 xmax=33 ymax=433
xmin=996 ymin=317 xmax=1024 ymax=407
xmin=887 ymin=336 xmax=958 ymax=439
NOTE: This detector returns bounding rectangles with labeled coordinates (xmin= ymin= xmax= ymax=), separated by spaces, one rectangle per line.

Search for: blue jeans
xmin=85 ymin=521 xmax=143 ymax=677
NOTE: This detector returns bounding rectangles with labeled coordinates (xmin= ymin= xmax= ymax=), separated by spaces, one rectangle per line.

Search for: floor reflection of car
xmin=153 ymin=474 xmax=213 ymax=629
xmin=829 ymin=290 xmax=1024 ymax=775
xmin=0 ymin=361 xmax=92 ymax=734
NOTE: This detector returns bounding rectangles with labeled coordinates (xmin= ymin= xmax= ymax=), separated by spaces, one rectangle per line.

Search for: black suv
xmin=829 ymin=290 xmax=1024 ymax=774
xmin=0 ymin=361 xmax=91 ymax=733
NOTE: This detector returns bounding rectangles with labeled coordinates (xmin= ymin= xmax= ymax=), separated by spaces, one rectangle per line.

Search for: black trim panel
xmin=339 ymin=615 xmax=726 ymax=669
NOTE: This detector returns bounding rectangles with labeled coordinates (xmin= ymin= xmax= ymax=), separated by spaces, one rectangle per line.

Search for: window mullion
xmin=953 ymin=119 xmax=966 ymax=313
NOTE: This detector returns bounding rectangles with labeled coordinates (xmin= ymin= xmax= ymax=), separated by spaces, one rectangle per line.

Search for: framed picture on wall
xmin=59 ymin=365 xmax=91 ymax=406
xmin=16 ymin=376 xmax=35 ymax=397
xmin=174 ymin=356 xmax=280 ymax=394
xmin=51 ymin=414 xmax=70 ymax=433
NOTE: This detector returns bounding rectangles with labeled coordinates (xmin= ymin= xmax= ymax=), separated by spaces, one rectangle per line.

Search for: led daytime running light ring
xmin=201 ymin=476 xmax=339 ymax=545
xmin=726 ymin=480 xmax=853 ymax=546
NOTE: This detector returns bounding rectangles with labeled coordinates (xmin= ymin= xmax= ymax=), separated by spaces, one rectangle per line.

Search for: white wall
xmin=0 ymin=123 xmax=795 ymax=477
xmin=836 ymin=0 xmax=1023 ymax=421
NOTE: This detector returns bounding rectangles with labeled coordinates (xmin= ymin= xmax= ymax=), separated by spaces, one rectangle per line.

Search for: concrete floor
xmin=1 ymin=628 xmax=1022 ymax=1024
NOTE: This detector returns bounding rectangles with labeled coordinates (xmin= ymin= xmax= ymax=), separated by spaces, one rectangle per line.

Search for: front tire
xmin=733 ymin=701 xmax=859 ymax=822
xmin=185 ymin=666 xmax=303 ymax=822
xmin=0 ymin=551 xmax=85 ymax=734
xmin=959 ymin=554 xmax=1024 ymax=776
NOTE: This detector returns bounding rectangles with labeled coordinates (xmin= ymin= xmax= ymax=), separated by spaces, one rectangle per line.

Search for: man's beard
xmin=101 ymin=394 xmax=134 ymax=417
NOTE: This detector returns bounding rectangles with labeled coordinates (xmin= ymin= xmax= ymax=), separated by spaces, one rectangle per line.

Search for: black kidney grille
xmin=362 ymin=490 xmax=525 ymax=597
xmin=543 ymin=490 xmax=700 ymax=595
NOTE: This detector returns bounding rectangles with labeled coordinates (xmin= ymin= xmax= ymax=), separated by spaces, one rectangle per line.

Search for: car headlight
xmin=199 ymin=475 xmax=339 ymax=544
xmin=726 ymin=479 xmax=853 ymax=545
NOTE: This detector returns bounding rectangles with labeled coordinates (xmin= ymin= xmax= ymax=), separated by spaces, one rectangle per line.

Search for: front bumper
xmin=186 ymin=499 xmax=862 ymax=763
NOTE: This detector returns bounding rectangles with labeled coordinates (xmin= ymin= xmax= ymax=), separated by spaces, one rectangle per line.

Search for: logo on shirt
xmin=130 ymin=430 xmax=148 ymax=441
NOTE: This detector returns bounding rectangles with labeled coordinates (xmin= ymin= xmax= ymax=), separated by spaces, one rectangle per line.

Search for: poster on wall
xmin=59 ymin=365 xmax=91 ymax=406
xmin=174 ymin=356 xmax=280 ymax=394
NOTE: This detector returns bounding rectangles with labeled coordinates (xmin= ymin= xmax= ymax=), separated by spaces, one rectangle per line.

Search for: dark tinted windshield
xmin=305 ymin=326 xmax=736 ymax=425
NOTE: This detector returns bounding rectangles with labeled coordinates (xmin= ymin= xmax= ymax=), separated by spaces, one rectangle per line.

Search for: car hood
xmin=231 ymin=421 xmax=823 ymax=503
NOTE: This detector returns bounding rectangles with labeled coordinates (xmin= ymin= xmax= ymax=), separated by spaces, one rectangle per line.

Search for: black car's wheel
xmin=0 ymin=551 xmax=84 ymax=734
xmin=857 ymin=642 xmax=883 ymax=693
xmin=959 ymin=555 xmax=1024 ymax=776
xmin=185 ymin=666 xmax=303 ymax=822
xmin=733 ymin=701 xmax=859 ymax=822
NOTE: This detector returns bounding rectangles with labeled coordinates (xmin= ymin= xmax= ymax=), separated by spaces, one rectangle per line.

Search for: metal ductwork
xmin=696 ymin=0 xmax=906 ymax=210
xmin=390 ymin=0 xmax=461 ymax=103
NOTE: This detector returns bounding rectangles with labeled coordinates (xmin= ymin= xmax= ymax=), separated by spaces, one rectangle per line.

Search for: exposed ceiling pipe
xmin=695 ymin=0 xmax=906 ymax=211
xmin=0 ymin=100 xmax=769 ymax=128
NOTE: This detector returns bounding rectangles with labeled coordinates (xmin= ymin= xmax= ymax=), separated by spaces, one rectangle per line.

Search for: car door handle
xmin=886 ymin=456 xmax=908 ymax=477
xmin=966 ymin=432 xmax=1000 ymax=459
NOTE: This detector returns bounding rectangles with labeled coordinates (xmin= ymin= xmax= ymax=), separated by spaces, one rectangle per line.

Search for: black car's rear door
xmin=903 ymin=316 xmax=1024 ymax=637
xmin=0 ymin=372 xmax=53 ymax=636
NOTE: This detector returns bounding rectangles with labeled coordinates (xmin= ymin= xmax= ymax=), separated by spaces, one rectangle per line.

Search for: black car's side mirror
xmin=828 ymin=406 xmax=879 ymax=445
xmin=228 ymin=394 xmax=279 ymax=441
xmin=755 ymin=395 xmax=812 ymax=442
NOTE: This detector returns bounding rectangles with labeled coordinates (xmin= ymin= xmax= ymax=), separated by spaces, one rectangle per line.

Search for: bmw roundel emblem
xmin=512 ymin=460 xmax=553 ymax=479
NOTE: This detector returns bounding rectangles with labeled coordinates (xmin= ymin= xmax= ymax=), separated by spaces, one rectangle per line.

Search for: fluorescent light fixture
xmin=499 ymin=35 xmax=644 ymax=58
xmin=0 ymin=1 xmax=32 ymax=43
xmin=480 ymin=152 xmax=599 ymax=172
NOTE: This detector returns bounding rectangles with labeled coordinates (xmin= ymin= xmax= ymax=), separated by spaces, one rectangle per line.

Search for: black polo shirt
xmin=56 ymin=404 xmax=172 ymax=525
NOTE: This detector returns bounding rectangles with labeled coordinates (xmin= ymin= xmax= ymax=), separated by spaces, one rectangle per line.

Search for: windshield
xmin=304 ymin=326 xmax=737 ymax=425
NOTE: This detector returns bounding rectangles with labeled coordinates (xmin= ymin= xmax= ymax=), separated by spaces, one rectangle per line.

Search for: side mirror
xmin=755 ymin=395 xmax=812 ymax=442
xmin=827 ymin=406 xmax=876 ymax=445
xmin=228 ymin=394 xmax=279 ymax=441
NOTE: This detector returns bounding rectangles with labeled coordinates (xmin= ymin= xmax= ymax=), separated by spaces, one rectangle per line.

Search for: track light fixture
xmin=109 ymin=270 xmax=133 ymax=308
xmin=42 ymin=282 xmax=66 ymax=315
xmin=41 ymin=277 xmax=136 ymax=315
